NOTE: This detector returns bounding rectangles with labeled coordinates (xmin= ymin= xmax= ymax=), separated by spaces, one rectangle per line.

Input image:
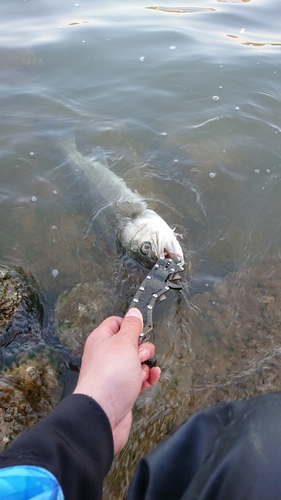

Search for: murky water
xmin=0 ymin=0 xmax=281 ymax=497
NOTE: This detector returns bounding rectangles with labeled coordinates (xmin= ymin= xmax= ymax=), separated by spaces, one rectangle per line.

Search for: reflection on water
xmin=146 ymin=6 xmax=216 ymax=13
xmin=218 ymin=0 xmax=250 ymax=3
xmin=0 ymin=0 xmax=281 ymax=497
xmin=227 ymin=34 xmax=281 ymax=47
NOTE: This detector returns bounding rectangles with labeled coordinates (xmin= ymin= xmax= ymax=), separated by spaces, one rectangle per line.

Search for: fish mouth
xmin=164 ymin=249 xmax=184 ymax=264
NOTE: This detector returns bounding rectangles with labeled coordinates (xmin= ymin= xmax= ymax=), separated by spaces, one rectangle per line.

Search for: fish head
xmin=118 ymin=208 xmax=184 ymax=269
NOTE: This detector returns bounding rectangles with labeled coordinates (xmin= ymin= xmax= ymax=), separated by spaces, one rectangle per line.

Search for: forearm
xmin=0 ymin=394 xmax=114 ymax=500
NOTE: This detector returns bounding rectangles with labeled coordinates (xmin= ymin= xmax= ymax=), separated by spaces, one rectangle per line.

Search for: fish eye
xmin=140 ymin=242 xmax=151 ymax=256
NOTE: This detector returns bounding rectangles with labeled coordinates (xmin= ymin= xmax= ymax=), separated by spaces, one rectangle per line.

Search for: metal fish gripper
xmin=128 ymin=257 xmax=184 ymax=368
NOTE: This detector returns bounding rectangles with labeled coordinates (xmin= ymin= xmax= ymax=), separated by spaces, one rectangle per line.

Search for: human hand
xmin=73 ymin=308 xmax=161 ymax=454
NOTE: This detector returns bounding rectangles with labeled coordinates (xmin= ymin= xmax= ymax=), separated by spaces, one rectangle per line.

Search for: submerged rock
xmin=0 ymin=265 xmax=44 ymax=348
xmin=0 ymin=266 xmax=24 ymax=329
xmin=55 ymin=258 xmax=148 ymax=356
xmin=55 ymin=280 xmax=111 ymax=357
xmin=0 ymin=351 xmax=61 ymax=450
xmin=0 ymin=264 xmax=63 ymax=450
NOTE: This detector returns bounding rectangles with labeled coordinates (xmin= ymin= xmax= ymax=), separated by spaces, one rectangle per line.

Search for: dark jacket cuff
xmin=0 ymin=394 xmax=114 ymax=500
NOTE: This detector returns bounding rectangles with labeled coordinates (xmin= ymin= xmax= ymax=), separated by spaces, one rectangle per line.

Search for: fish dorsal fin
xmin=114 ymin=200 xmax=147 ymax=219
xmin=90 ymin=146 xmax=108 ymax=168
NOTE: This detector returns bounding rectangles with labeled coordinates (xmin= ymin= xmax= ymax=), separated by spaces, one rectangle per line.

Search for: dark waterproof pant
xmin=127 ymin=391 xmax=281 ymax=500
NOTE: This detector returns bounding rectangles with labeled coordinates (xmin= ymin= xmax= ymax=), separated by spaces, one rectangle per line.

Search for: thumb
xmin=118 ymin=308 xmax=143 ymax=343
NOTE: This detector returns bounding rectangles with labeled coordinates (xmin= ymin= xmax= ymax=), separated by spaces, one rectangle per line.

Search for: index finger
xmin=93 ymin=315 xmax=123 ymax=339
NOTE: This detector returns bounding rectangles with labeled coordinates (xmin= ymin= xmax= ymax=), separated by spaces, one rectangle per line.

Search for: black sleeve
xmin=127 ymin=391 xmax=281 ymax=500
xmin=0 ymin=394 xmax=114 ymax=500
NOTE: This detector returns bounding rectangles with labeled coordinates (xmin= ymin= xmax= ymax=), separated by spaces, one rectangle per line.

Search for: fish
xmin=53 ymin=132 xmax=184 ymax=269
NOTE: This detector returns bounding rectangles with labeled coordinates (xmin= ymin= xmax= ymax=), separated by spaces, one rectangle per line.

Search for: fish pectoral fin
xmin=114 ymin=200 xmax=147 ymax=218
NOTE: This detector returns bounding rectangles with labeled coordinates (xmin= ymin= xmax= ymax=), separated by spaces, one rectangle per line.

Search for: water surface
xmin=0 ymin=0 xmax=281 ymax=497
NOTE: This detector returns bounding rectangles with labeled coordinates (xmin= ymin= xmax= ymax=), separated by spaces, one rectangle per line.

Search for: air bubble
xmin=254 ymin=169 xmax=260 ymax=174
xmin=53 ymin=190 xmax=58 ymax=195
xmin=169 ymin=46 xmax=176 ymax=50
xmin=139 ymin=56 xmax=145 ymax=62
xmin=31 ymin=196 xmax=37 ymax=202
xmin=212 ymin=96 xmax=219 ymax=101
xmin=52 ymin=269 xmax=59 ymax=278
xmin=209 ymin=172 xmax=217 ymax=178
xmin=30 ymin=152 xmax=34 ymax=156
xmin=161 ymin=132 xmax=167 ymax=136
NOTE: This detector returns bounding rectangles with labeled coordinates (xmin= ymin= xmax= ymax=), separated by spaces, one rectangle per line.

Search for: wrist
xmin=73 ymin=385 xmax=116 ymax=430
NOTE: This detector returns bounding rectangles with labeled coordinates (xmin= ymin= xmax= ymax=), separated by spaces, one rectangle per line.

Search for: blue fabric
xmin=0 ymin=465 xmax=64 ymax=500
